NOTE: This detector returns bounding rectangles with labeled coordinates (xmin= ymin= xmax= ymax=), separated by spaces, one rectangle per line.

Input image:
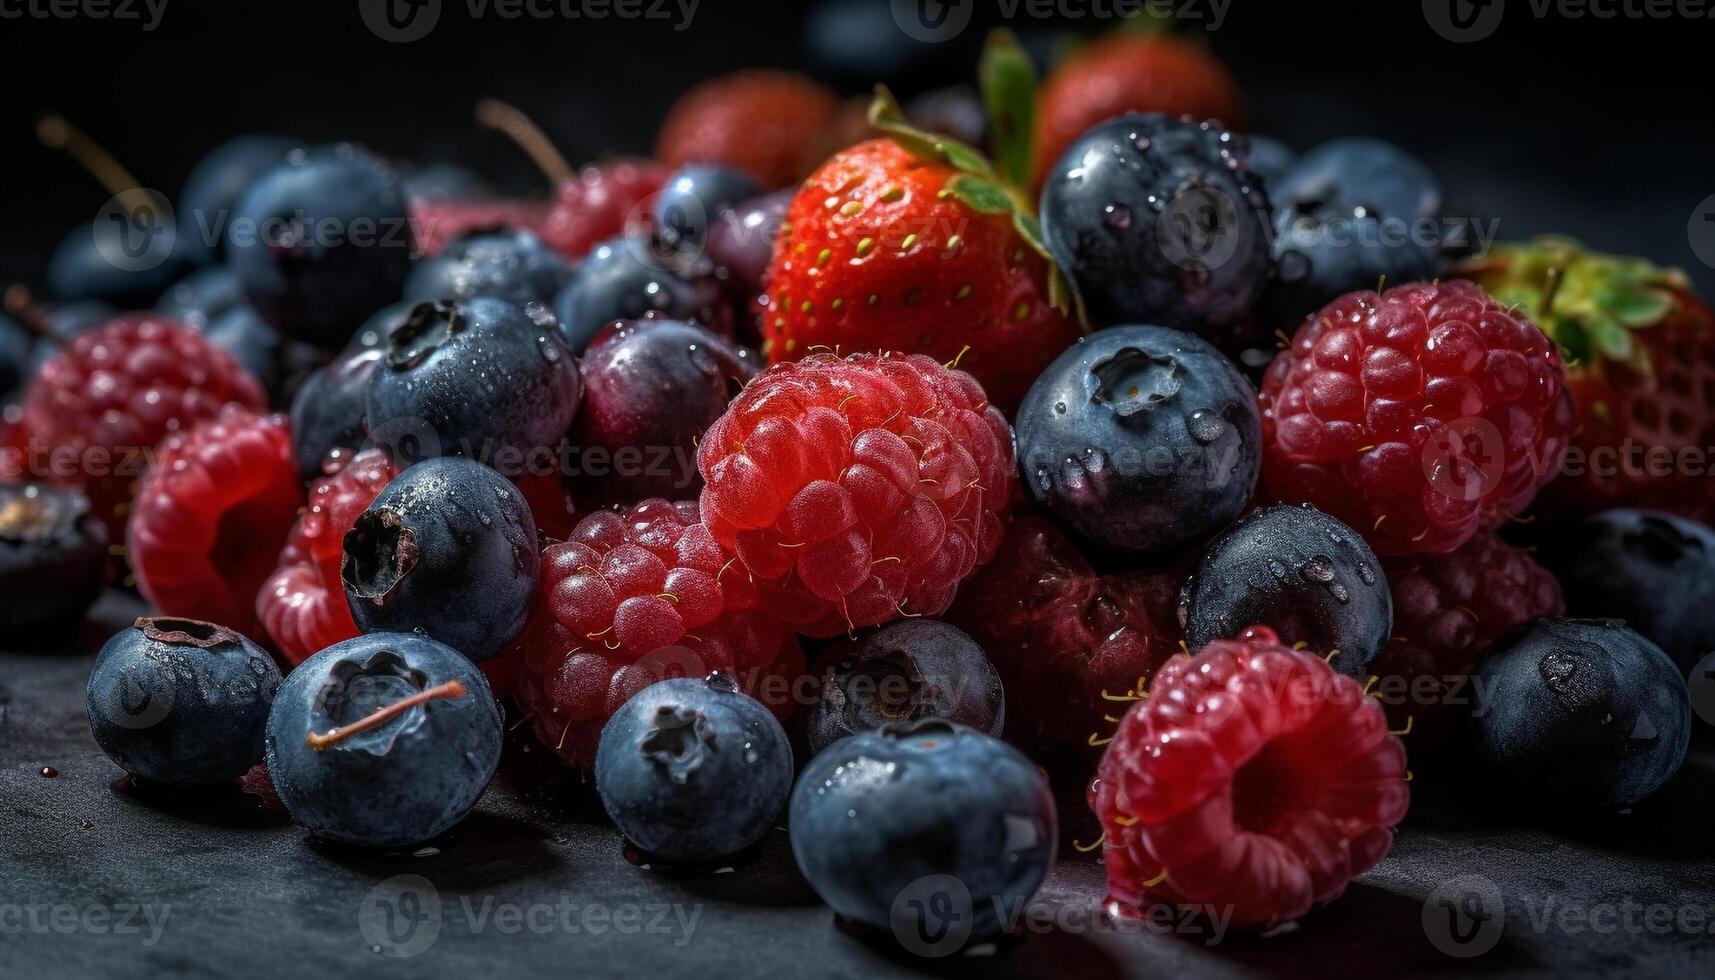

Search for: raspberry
xmin=946 ymin=516 xmax=1182 ymax=759
xmin=509 ymin=499 xmax=805 ymax=768
xmin=127 ymin=407 xmax=301 ymax=636
xmin=540 ymin=158 xmax=667 ymax=261
xmin=257 ymin=448 xmax=399 ymax=664
xmin=1371 ymin=529 xmax=1564 ymax=762
xmin=1259 ymin=281 xmax=1574 ymax=555
xmin=21 ymin=315 xmax=267 ymax=532
xmin=697 ymin=352 xmax=1014 ymax=636
xmin=1092 ymin=626 xmax=1410 ymax=930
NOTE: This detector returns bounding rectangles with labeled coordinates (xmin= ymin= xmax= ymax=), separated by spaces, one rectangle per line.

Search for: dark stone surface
xmin=2 ymin=593 xmax=1711 ymax=979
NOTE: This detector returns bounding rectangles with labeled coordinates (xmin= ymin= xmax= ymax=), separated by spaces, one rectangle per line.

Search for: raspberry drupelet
xmin=509 ymin=499 xmax=805 ymax=769
xmin=257 ymin=448 xmax=399 ymax=664
xmin=127 ymin=407 xmax=301 ymax=637
xmin=1259 ymin=280 xmax=1573 ymax=555
xmin=696 ymin=352 xmax=1014 ymax=637
xmin=541 ymin=158 xmax=667 ymax=261
xmin=21 ymin=314 xmax=267 ymax=533
xmin=1091 ymin=626 xmax=1410 ymax=930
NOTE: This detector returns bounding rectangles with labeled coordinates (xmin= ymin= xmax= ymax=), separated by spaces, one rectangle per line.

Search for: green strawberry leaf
xmin=1596 ymin=282 xmax=1675 ymax=327
xmin=948 ymin=174 xmax=1015 ymax=215
xmin=1551 ymin=315 xmax=1592 ymax=367
xmin=1586 ymin=314 xmax=1635 ymax=361
xmin=868 ymin=87 xmax=994 ymax=179
xmin=979 ymin=29 xmax=1037 ymax=191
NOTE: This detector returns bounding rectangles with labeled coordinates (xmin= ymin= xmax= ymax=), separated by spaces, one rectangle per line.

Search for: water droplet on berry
xmin=1302 ymin=557 xmax=1336 ymax=583
xmin=1188 ymin=410 xmax=1226 ymax=444
xmin=1104 ymin=204 xmax=1134 ymax=231
xmin=1267 ymin=560 xmax=1287 ymax=581
xmin=1356 ymin=562 xmax=1376 ymax=585
xmin=535 ymin=335 xmax=561 ymax=363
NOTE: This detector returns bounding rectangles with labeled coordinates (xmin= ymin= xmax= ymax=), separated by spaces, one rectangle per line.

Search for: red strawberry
xmin=1460 ymin=237 xmax=1715 ymax=523
xmin=762 ymin=92 xmax=1081 ymax=413
xmin=656 ymin=70 xmax=841 ymax=190
xmin=1032 ymin=31 xmax=1243 ymax=190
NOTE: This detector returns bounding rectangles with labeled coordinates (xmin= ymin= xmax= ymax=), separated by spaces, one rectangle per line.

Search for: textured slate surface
xmin=2 ymin=593 xmax=1711 ymax=980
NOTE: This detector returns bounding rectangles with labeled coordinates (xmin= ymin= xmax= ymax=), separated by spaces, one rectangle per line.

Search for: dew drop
xmin=1302 ymin=557 xmax=1336 ymax=583
xmin=1104 ymin=204 xmax=1134 ymax=231
xmin=1188 ymin=410 xmax=1226 ymax=444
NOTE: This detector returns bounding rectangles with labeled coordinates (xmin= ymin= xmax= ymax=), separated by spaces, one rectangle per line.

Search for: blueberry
xmin=86 ymin=617 xmax=280 ymax=787
xmin=1016 ymin=324 xmax=1261 ymax=556
xmin=177 ymin=134 xmax=299 ymax=267
xmin=572 ymin=319 xmax=756 ymax=505
xmin=1471 ymin=618 xmax=1691 ymax=810
xmin=1039 ymin=115 xmax=1274 ymax=333
xmin=365 ymin=297 xmax=580 ymax=466
xmin=1263 ymin=138 xmax=1449 ymax=325
xmin=204 ymin=303 xmax=286 ymax=399
xmin=0 ymin=484 xmax=108 ymax=638
xmin=703 ymin=191 xmax=791 ymax=309
xmin=595 ymin=674 xmax=793 ymax=863
xmin=341 ymin=457 xmax=538 ymax=662
xmin=402 ymin=229 xmax=572 ymax=308
xmin=1244 ymin=135 xmax=1297 ymax=191
xmin=550 ymin=237 xmax=731 ymax=353
xmin=288 ymin=332 xmax=387 ymax=480
xmin=265 ymin=632 xmax=502 ymax=847
xmin=806 ymin=621 xmax=1004 ymax=755
xmin=156 ymin=265 xmax=248 ymax=328
xmin=789 ymin=721 xmax=1056 ymax=949
xmin=1183 ymin=504 xmax=1392 ymax=678
xmin=46 ymin=223 xmax=185 ymax=308
xmin=649 ymin=164 xmax=762 ymax=262
xmin=228 ymin=144 xmax=414 ymax=348
xmin=1537 ymin=510 xmax=1715 ymax=676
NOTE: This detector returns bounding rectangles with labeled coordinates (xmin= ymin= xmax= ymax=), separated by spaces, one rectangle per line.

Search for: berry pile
xmin=9 ymin=20 xmax=1697 ymax=956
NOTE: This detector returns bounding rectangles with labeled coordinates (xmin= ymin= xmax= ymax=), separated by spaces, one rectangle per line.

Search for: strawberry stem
xmin=36 ymin=114 xmax=152 ymax=212
xmin=475 ymin=98 xmax=573 ymax=190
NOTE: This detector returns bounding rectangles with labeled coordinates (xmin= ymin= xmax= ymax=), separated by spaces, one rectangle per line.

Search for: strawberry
xmin=1461 ymin=237 xmax=1715 ymax=523
xmin=656 ymin=70 xmax=842 ymax=190
xmin=760 ymin=53 xmax=1082 ymax=414
xmin=1032 ymin=29 xmax=1244 ymax=191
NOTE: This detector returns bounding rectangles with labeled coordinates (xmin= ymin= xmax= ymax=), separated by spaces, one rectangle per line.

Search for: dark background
xmin=1 ymin=0 xmax=1712 ymax=294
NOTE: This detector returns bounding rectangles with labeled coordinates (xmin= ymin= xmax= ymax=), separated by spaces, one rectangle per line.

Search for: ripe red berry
xmin=1371 ymin=529 xmax=1564 ymax=762
xmin=697 ymin=352 xmax=1014 ymax=636
xmin=410 ymin=197 xmax=548 ymax=258
xmin=1092 ymin=626 xmax=1410 ymax=930
xmin=21 ymin=315 xmax=267 ymax=532
xmin=128 ymin=407 xmax=302 ymax=637
xmin=541 ymin=158 xmax=667 ymax=261
xmin=1259 ymin=281 xmax=1574 ymax=555
xmin=509 ymin=499 xmax=805 ymax=768
xmin=946 ymin=516 xmax=1182 ymax=760
xmin=656 ymin=70 xmax=840 ymax=190
xmin=257 ymin=448 xmax=399 ymax=664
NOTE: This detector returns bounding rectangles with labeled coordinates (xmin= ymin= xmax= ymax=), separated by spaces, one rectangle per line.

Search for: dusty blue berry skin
xmin=651 ymin=164 xmax=762 ymax=258
xmin=86 ymin=618 xmax=280 ymax=787
xmin=229 ymin=145 xmax=414 ymax=348
xmin=1244 ymin=135 xmax=1297 ymax=191
xmin=1039 ymin=114 xmax=1274 ymax=333
xmin=1 ymin=312 xmax=29 ymax=399
xmin=1183 ymin=504 xmax=1392 ymax=679
xmin=595 ymin=675 xmax=793 ymax=862
xmin=155 ymin=265 xmax=285 ymax=395
xmin=789 ymin=721 xmax=1056 ymax=946
xmin=0 ymin=485 xmax=107 ymax=639
xmin=1016 ymin=324 xmax=1261 ymax=557
xmin=178 ymin=134 xmax=299 ymax=268
xmin=399 ymin=162 xmax=489 ymax=201
xmin=1471 ymin=619 xmax=1691 ymax=810
xmin=806 ymin=621 xmax=1005 ymax=755
xmin=266 ymin=632 xmax=502 ymax=848
xmin=341 ymin=457 xmax=538 ymax=662
xmin=1538 ymin=510 xmax=1715 ymax=676
xmin=364 ymin=296 xmax=580 ymax=466
xmin=402 ymin=229 xmax=573 ymax=308
xmin=550 ymin=237 xmax=730 ymax=352
xmin=46 ymin=224 xmax=185 ymax=308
